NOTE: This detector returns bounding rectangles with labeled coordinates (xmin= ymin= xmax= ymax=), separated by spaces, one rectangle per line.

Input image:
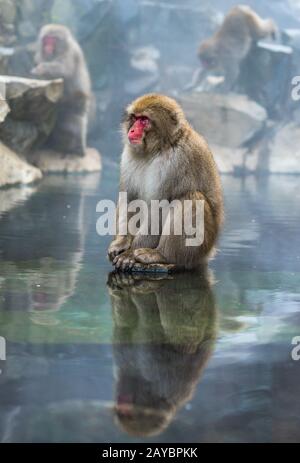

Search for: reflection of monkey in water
xmin=0 ymin=175 xmax=94 ymax=326
xmin=32 ymin=24 xmax=92 ymax=157
xmin=197 ymin=5 xmax=277 ymax=91
xmin=108 ymin=269 xmax=217 ymax=437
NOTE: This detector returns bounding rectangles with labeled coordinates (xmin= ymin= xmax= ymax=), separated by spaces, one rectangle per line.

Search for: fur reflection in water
xmin=108 ymin=269 xmax=217 ymax=437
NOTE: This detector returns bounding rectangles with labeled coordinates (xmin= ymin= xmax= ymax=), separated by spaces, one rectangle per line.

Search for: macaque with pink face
xmin=198 ymin=5 xmax=277 ymax=90
xmin=32 ymin=24 xmax=92 ymax=157
xmin=108 ymin=93 xmax=224 ymax=272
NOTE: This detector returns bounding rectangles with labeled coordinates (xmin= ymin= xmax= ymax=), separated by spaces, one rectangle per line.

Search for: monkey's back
xmin=217 ymin=5 xmax=274 ymax=43
xmin=178 ymin=124 xmax=224 ymax=228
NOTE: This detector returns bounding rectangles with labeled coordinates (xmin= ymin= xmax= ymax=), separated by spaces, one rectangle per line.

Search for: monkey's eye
xmin=138 ymin=116 xmax=150 ymax=127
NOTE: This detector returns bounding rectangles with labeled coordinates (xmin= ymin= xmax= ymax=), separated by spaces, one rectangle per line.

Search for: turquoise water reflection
xmin=0 ymin=166 xmax=299 ymax=443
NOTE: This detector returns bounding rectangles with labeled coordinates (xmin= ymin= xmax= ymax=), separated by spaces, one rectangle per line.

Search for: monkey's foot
xmin=133 ymin=248 xmax=167 ymax=265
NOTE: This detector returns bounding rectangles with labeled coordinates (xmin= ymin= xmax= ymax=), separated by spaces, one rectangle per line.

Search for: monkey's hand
xmin=113 ymin=250 xmax=136 ymax=272
xmin=31 ymin=64 xmax=47 ymax=76
xmin=108 ymin=237 xmax=132 ymax=262
xmin=32 ymin=62 xmax=67 ymax=78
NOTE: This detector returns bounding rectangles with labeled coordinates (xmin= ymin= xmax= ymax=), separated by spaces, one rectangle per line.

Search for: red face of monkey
xmin=128 ymin=115 xmax=151 ymax=145
xmin=42 ymin=35 xmax=57 ymax=57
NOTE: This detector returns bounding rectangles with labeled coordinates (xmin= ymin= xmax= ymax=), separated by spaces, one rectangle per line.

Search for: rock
xmin=179 ymin=92 xmax=267 ymax=148
xmin=0 ymin=45 xmax=13 ymax=74
xmin=125 ymin=46 xmax=160 ymax=95
xmin=0 ymin=0 xmax=17 ymax=46
xmin=27 ymin=147 xmax=102 ymax=174
xmin=0 ymin=0 xmax=17 ymax=24
xmin=282 ymin=28 xmax=300 ymax=52
xmin=211 ymin=145 xmax=260 ymax=175
xmin=0 ymin=86 xmax=9 ymax=122
xmin=282 ymin=29 xmax=300 ymax=114
xmin=0 ymin=76 xmax=63 ymax=154
xmin=135 ymin=1 xmax=219 ymax=69
xmin=293 ymin=107 xmax=300 ymax=124
xmin=267 ymin=122 xmax=300 ymax=173
xmin=0 ymin=141 xmax=42 ymax=188
xmin=238 ymin=42 xmax=293 ymax=119
xmin=212 ymin=122 xmax=300 ymax=175
xmin=16 ymin=0 xmax=53 ymax=40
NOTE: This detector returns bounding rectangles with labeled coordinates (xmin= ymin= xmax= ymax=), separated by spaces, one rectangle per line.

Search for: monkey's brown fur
xmin=32 ymin=24 xmax=92 ymax=157
xmin=198 ymin=5 xmax=277 ymax=90
xmin=108 ymin=270 xmax=217 ymax=436
xmin=108 ymin=94 xmax=224 ymax=271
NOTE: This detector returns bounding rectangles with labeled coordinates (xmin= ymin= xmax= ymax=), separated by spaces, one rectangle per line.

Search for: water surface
xmin=0 ymin=164 xmax=299 ymax=443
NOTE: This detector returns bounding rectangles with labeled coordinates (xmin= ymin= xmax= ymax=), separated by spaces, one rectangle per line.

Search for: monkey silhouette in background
xmin=197 ymin=5 xmax=277 ymax=91
xmin=108 ymin=270 xmax=217 ymax=437
xmin=108 ymin=94 xmax=224 ymax=272
xmin=32 ymin=24 xmax=92 ymax=157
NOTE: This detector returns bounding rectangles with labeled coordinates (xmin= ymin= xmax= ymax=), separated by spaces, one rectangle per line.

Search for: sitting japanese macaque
xmin=108 ymin=270 xmax=217 ymax=437
xmin=198 ymin=5 xmax=277 ymax=90
xmin=32 ymin=24 xmax=92 ymax=157
xmin=108 ymin=94 xmax=223 ymax=272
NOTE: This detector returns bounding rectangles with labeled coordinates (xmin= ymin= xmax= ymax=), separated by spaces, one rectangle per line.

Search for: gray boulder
xmin=0 ymin=0 xmax=17 ymax=46
xmin=238 ymin=42 xmax=293 ymax=119
xmin=0 ymin=77 xmax=45 ymax=188
xmin=0 ymin=87 xmax=9 ymax=122
xmin=212 ymin=122 xmax=300 ymax=175
xmin=179 ymin=92 xmax=267 ymax=149
xmin=267 ymin=122 xmax=300 ymax=174
xmin=0 ymin=75 xmax=63 ymax=154
xmin=0 ymin=141 xmax=42 ymax=188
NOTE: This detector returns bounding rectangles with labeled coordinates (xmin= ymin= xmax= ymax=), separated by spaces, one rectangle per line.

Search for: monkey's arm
xmin=32 ymin=61 xmax=73 ymax=79
xmin=184 ymin=67 xmax=208 ymax=91
xmin=108 ymin=203 xmax=135 ymax=262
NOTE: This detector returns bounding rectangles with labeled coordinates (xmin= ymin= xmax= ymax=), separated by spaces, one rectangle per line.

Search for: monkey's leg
xmin=32 ymin=61 xmax=70 ymax=79
xmin=222 ymin=59 xmax=241 ymax=92
xmin=108 ymin=206 xmax=136 ymax=263
xmin=131 ymin=234 xmax=160 ymax=251
xmin=61 ymin=113 xmax=87 ymax=157
xmin=133 ymin=192 xmax=218 ymax=271
xmin=112 ymin=222 xmax=161 ymax=271
xmin=47 ymin=103 xmax=87 ymax=157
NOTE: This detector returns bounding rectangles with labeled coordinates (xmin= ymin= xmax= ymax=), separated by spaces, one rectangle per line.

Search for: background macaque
xmin=198 ymin=5 xmax=277 ymax=91
xmin=108 ymin=270 xmax=217 ymax=437
xmin=108 ymin=93 xmax=223 ymax=272
xmin=32 ymin=24 xmax=92 ymax=157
